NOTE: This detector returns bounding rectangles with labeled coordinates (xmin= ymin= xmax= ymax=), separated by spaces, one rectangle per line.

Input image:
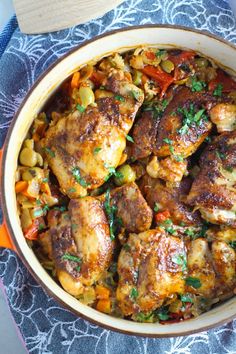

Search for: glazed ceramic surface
xmin=2 ymin=25 xmax=236 ymax=336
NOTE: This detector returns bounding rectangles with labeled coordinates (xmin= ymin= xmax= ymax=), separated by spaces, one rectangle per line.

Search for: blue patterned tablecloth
xmin=1 ymin=1 xmax=236 ymax=353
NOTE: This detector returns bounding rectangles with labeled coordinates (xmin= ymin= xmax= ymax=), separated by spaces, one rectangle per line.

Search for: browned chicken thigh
xmin=43 ymin=197 xmax=114 ymax=300
xmin=116 ymin=229 xmax=186 ymax=316
xmin=187 ymin=131 xmax=236 ymax=226
xmin=42 ymin=69 xmax=144 ymax=198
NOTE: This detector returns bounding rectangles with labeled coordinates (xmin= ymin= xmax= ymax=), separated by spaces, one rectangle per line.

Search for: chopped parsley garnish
xmin=163 ymin=138 xmax=173 ymax=145
xmin=126 ymin=135 xmax=134 ymax=143
xmin=53 ymin=206 xmax=68 ymax=212
xmin=62 ymin=253 xmax=82 ymax=263
xmin=142 ymin=99 xmax=169 ymax=119
xmin=173 ymin=154 xmax=184 ymax=162
xmin=205 ymin=136 xmax=212 ymax=143
xmin=213 ymin=83 xmax=223 ymax=97
xmin=75 ymin=265 xmax=81 ymax=272
xmin=33 ymin=209 xmax=44 ymax=218
xmin=104 ymin=164 xmax=123 ymax=182
xmin=156 ymin=49 xmax=167 ymax=57
xmin=42 ymin=204 xmax=50 ymax=213
xmin=191 ymin=77 xmax=207 ymax=92
xmin=184 ymin=228 xmax=196 ymax=238
xmin=185 ymin=276 xmax=201 ymax=289
xmin=93 ymin=147 xmax=102 ymax=154
xmin=38 ymin=224 xmax=45 ymax=231
xmin=135 ymin=312 xmax=154 ymax=322
xmin=36 ymin=199 xmax=42 ymax=205
xmin=155 ymin=306 xmax=169 ymax=321
xmin=68 ymin=187 xmax=76 ymax=193
xmin=177 ymin=105 xmax=207 ymax=135
xmin=76 ymin=104 xmax=85 ymax=113
xmin=216 ymin=150 xmax=226 ymax=160
xmin=104 ymin=189 xmax=117 ymax=241
xmin=123 ymin=243 xmax=131 ymax=251
xmin=229 ymin=241 xmax=236 ymax=250
xmin=72 ymin=167 xmax=90 ymax=187
xmin=42 ymin=177 xmax=49 ymax=183
xmin=180 ymin=221 xmax=186 ymax=227
xmin=44 ymin=147 xmax=55 ymax=158
xmin=224 ymin=166 xmax=233 ymax=173
xmin=199 ymin=223 xmax=209 ymax=237
xmin=154 ymin=203 xmax=160 ymax=212
xmin=180 ymin=294 xmax=193 ymax=303
xmin=172 ymin=253 xmax=187 ymax=272
xmin=109 ymin=262 xmax=117 ymax=273
xmin=130 ymin=287 xmax=139 ymax=300
xmin=114 ymin=94 xmax=125 ymax=102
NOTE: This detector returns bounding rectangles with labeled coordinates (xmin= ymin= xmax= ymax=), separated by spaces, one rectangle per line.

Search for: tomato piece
xmin=90 ymin=70 xmax=106 ymax=86
xmin=142 ymin=65 xmax=174 ymax=97
xmin=155 ymin=210 xmax=171 ymax=223
xmin=168 ymin=50 xmax=196 ymax=66
xmin=145 ymin=51 xmax=156 ymax=60
xmin=208 ymin=69 xmax=236 ymax=92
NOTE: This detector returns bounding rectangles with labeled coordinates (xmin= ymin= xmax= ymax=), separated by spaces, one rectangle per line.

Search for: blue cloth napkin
xmin=1 ymin=1 xmax=236 ymax=353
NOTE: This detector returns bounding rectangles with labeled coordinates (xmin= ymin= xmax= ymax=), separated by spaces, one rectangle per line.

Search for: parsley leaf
xmin=104 ymin=189 xmax=117 ymax=241
xmin=177 ymin=105 xmax=207 ymax=135
xmin=44 ymin=147 xmax=55 ymax=158
xmin=180 ymin=294 xmax=193 ymax=303
xmin=130 ymin=287 xmax=139 ymax=300
xmin=224 ymin=166 xmax=233 ymax=173
xmin=213 ymin=83 xmax=223 ymax=97
xmin=93 ymin=147 xmax=102 ymax=154
xmin=154 ymin=203 xmax=160 ymax=212
xmin=126 ymin=135 xmax=134 ymax=143
xmin=185 ymin=276 xmax=201 ymax=289
xmin=72 ymin=167 xmax=90 ymax=187
xmin=163 ymin=138 xmax=173 ymax=145
xmin=216 ymin=150 xmax=226 ymax=160
xmin=156 ymin=49 xmax=167 ymax=57
xmin=172 ymin=253 xmax=187 ymax=272
xmin=191 ymin=77 xmax=207 ymax=92
xmin=62 ymin=253 xmax=82 ymax=263
xmin=104 ymin=164 xmax=123 ymax=182
xmin=114 ymin=94 xmax=125 ymax=102
xmin=76 ymin=104 xmax=85 ymax=113
xmin=155 ymin=306 xmax=169 ymax=321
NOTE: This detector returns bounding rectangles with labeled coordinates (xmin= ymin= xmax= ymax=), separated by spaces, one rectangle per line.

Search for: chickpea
xmin=78 ymin=86 xmax=95 ymax=108
xmin=22 ymin=167 xmax=44 ymax=181
xmin=19 ymin=147 xmax=38 ymax=167
xmin=114 ymin=164 xmax=136 ymax=186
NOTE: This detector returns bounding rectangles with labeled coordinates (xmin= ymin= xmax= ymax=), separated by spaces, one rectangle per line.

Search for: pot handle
xmin=0 ymin=148 xmax=16 ymax=251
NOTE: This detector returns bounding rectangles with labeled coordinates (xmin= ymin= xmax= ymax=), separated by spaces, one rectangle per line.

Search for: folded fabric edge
xmin=0 ymin=15 xmax=18 ymax=59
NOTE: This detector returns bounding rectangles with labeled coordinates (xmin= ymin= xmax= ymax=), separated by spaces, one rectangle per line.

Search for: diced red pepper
xmin=208 ymin=69 xmax=236 ymax=92
xmin=155 ymin=210 xmax=171 ymax=223
xmin=142 ymin=65 xmax=174 ymax=97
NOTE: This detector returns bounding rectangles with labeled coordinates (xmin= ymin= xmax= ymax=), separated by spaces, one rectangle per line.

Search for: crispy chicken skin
xmin=116 ymin=229 xmax=186 ymax=316
xmin=154 ymin=86 xmax=213 ymax=158
xmin=47 ymin=197 xmax=114 ymax=297
xmin=139 ymin=174 xmax=201 ymax=225
xmin=187 ymin=238 xmax=216 ymax=297
xmin=186 ymin=131 xmax=236 ymax=226
xmin=129 ymin=110 xmax=159 ymax=160
xmin=42 ymin=69 xmax=144 ymax=198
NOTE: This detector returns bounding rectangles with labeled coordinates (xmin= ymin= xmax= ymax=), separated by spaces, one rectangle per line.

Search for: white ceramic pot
xmin=1 ymin=25 xmax=236 ymax=337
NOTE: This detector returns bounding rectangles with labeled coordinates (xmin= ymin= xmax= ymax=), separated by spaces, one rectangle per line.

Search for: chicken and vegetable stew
xmin=16 ymin=47 xmax=236 ymax=323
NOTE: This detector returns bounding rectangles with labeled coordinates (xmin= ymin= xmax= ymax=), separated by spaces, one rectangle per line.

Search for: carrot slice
xmin=95 ymin=285 xmax=110 ymax=300
xmin=96 ymin=299 xmax=111 ymax=314
xmin=15 ymin=181 xmax=28 ymax=193
xmin=71 ymin=72 xmax=81 ymax=89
